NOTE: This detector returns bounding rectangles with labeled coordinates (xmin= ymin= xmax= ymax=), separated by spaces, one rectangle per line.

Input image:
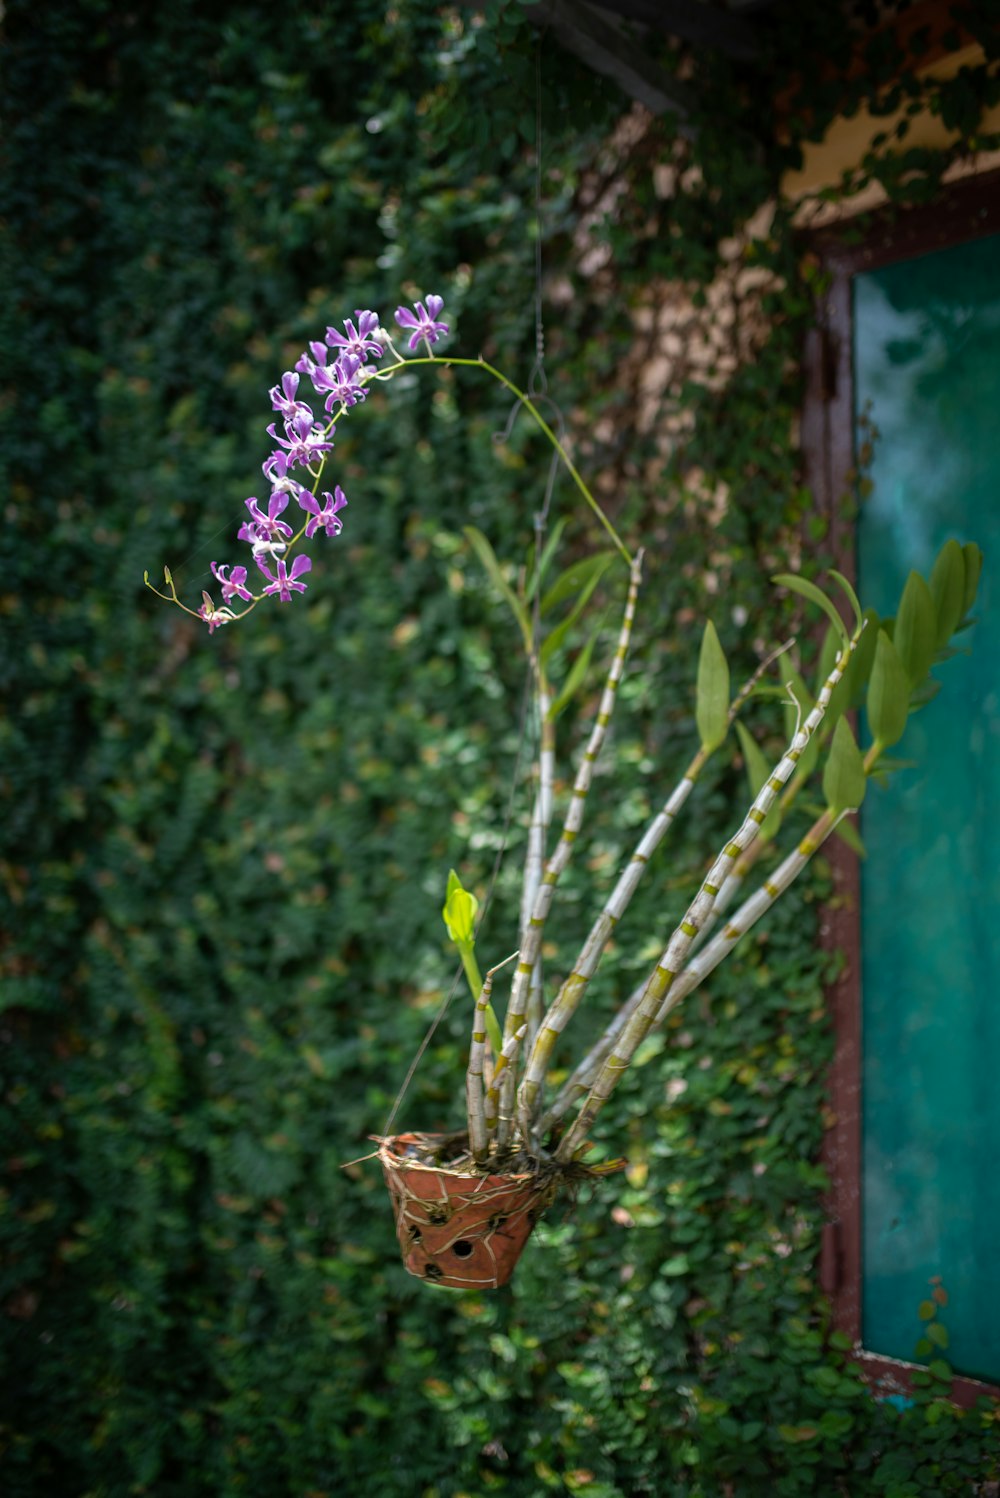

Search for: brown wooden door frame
xmin=801 ymin=169 xmax=1000 ymax=1407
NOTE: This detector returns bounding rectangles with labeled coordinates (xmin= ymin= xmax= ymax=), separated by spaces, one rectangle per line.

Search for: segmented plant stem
xmin=538 ymin=982 xmax=645 ymax=1135
xmin=517 ymin=639 xmax=789 ymax=1144
xmin=516 ymin=757 xmax=704 ymax=1141
xmin=521 ymin=687 xmax=554 ymax=1063
xmin=543 ymin=814 xmax=837 ymax=1127
xmin=649 ymin=809 xmax=840 ymax=1032
xmin=555 ymin=628 xmax=860 ymax=1162
xmin=493 ymin=552 xmax=644 ymax=1151
xmin=686 ymin=866 xmax=745 ymax=954
xmin=484 ymin=1024 xmax=528 ymax=1137
xmin=466 ymin=969 xmax=496 ymax=1161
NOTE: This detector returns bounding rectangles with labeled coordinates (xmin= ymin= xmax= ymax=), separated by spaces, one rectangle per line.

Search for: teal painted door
xmin=854 ymin=233 xmax=1000 ymax=1383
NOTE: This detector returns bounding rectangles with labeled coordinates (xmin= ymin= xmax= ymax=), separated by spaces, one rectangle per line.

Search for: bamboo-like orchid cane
xmin=467 ymin=951 xmax=520 ymax=1161
xmin=651 ymin=809 xmax=849 ymax=1032
xmin=555 ymin=624 xmax=862 ymax=1162
xmin=690 ymin=677 xmax=829 ymax=954
xmin=485 ymin=1023 xmax=529 ymax=1139
xmin=546 ymin=728 xmax=878 ymax=1125
xmin=521 ymin=682 xmax=554 ymax=1060
xmin=516 ymin=641 xmax=791 ymax=1145
xmin=542 ymin=810 xmax=845 ymax=1128
xmin=493 ymin=551 xmax=645 ymax=1151
xmin=685 ymin=866 xmax=745 ymax=954
xmin=649 ymin=729 xmax=879 ymax=1030
xmin=537 ymin=982 xmax=645 ymax=1135
xmin=467 ymin=971 xmax=497 ymax=1162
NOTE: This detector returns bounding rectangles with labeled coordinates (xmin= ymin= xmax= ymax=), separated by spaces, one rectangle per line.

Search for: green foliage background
xmin=2 ymin=2 xmax=998 ymax=1494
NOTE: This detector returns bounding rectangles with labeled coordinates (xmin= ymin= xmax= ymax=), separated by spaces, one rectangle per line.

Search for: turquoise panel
xmin=854 ymin=232 xmax=1000 ymax=1384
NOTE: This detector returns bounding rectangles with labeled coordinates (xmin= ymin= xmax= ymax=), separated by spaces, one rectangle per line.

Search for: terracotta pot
xmin=378 ymin=1132 xmax=561 ymax=1289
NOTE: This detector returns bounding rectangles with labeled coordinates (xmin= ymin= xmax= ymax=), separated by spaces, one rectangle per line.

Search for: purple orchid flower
xmin=309 ymin=353 xmax=367 ymax=413
xmin=325 ymin=310 xmax=383 ymax=363
xmin=211 ymin=562 xmax=254 ymax=603
xmin=198 ymin=592 xmax=236 ymax=633
xmin=266 ymin=410 xmax=335 ymax=469
xmin=294 ymin=341 xmax=329 ymax=381
xmin=268 ymin=371 xmax=312 ymax=425
xmin=238 ymin=526 xmax=288 ymax=565
xmin=257 ymin=554 xmax=312 ymax=601
xmin=243 ymin=492 xmax=294 ymax=542
xmin=298 ymin=485 xmax=348 ymax=539
xmin=262 ymin=449 xmax=303 ymax=496
xmin=394 ymin=295 xmax=449 ymax=351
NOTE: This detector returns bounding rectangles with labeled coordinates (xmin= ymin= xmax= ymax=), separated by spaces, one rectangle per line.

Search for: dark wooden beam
xmin=527 ymin=0 xmax=698 ymax=119
xmin=594 ymin=0 xmax=759 ymax=60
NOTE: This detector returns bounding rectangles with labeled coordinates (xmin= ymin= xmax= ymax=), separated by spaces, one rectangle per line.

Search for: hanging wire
xmin=529 ymin=41 xmax=548 ymax=403
xmin=381 ymin=38 xmax=560 ymax=1140
xmin=488 ymin=38 xmax=566 ymax=649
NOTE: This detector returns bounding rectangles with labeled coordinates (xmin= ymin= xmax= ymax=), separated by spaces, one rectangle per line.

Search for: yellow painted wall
xmin=784 ymin=39 xmax=1000 ymax=225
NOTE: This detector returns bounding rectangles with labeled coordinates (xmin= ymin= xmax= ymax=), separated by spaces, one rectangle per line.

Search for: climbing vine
xmin=1 ymin=1 xmax=997 ymax=1493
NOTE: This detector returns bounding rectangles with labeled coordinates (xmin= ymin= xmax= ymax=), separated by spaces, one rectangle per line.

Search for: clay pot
xmin=378 ymin=1132 xmax=561 ymax=1289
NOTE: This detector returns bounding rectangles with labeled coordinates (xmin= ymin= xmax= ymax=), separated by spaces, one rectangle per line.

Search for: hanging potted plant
xmin=148 ymin=294 xmax=982 ymax=1288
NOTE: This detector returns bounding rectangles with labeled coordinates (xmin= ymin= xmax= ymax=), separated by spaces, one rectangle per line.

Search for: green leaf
xmin=540 ymin=550 xmax=615 ymax=614
xmin=828 ymin=569 xmax=863 ymax=630
xmin=868 ymin=756 xmax=917 ymax=777
xmin=632 ymin=1033 xmax=666 ymax=1068
xmin=735 ymin=720 xmax=767 ymax=794
xmin=540 ymin=565 xmax=607 ymax=664
xmin=442 ymin=869 xmax=478 ymax=945
xmin=822 ymin=717 xmax=867 ymax=815
xmin=773 ymin=572 xmax=849 ymax=647
xmin=735 ymin=722 xmax=782 ymax=841
xmin=926 ymin=1320 xmax=949 ymax=1348
xmin=928 ymin=1358 xmax=952 ymax=1382
xmin=696 ymin=620 xmax=730 ymax=753
xmin=893 ymin=571 xmax=936 ymax=686
xmin=816 ymin=623 xmax=850 ymax=739
xmin=929 ymin=540 xmax=966 ymax=647
xmin=868 ymin=631 xmax=910 ymax=749
xmin=909 ymin=677 xmax=942 ymax=711
xmin=833 ymin=817 xmax=866 ymax=857
xmin=659 ymin=1253 xmax=689 ymax=1276
xmin=778 ymin=1424 xmax=819 ymax=1444
xmin=524 ymin=516 xmax=567 ymax=602
xmin=463 ymin=525 xmax=531 ymax=650
xmin=548 ymin=623 xmax=602 ymax=720
xmin=847 ymin=608 xmax=880 ymax=708
xmin=918 ymin=1300 xmax=936 ymax=1320
xmin=962 ymin=542 xmax=984 ymax=616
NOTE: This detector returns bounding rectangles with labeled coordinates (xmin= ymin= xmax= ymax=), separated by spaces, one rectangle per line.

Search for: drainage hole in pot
xmin=487 ymin=1214 xmax=508 ymax=1231
xmin=426 ymin=1204 xmax=450 ymax=1225
xmin=407 ymin=1225 xmax=422 ymax=1242
xmin=424 ymin=1263 xmax=444 ymax=1281
xmin=452 ymin=1240 xmax=474 ymax=1259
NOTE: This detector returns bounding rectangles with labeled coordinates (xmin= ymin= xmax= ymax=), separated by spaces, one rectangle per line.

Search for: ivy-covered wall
xmin=2 ymin=2 xmax=998 ymax=1494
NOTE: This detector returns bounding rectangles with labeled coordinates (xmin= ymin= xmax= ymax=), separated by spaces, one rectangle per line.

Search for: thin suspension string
xmin=529 ymin=41 xmax=547 ymax=403
xmin=528 ymin=38 xmax=557 ymax=818
xmin=491 ymin=41 xmax=563 ymax=691
xmin=383 ymin=44 xmax=555 ymax=1139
